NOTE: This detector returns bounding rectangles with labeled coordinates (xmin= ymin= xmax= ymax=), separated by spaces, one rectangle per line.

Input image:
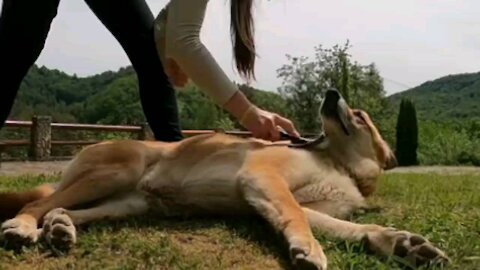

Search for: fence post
xmin=0 ymin=142 xmax=5 ymax=167
xmin=138 ymin=122 xmax=154 ymax=141
xmin=29 ymin=115 xmax=52 ymax=161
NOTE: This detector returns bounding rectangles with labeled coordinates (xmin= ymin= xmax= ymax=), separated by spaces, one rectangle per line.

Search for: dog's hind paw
xmin=364 ymin=228 xmax=450 ymax=268
xmin=42 ymin=208 xmax=76 ymax=253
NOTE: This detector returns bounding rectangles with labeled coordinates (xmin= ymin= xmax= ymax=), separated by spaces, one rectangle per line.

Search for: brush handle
xmin=279 ymin=130 xmax=312 ymax=144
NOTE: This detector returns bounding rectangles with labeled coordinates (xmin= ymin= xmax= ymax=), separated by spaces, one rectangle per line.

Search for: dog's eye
xmin=354 ymin=111 xmax=367 ymax=125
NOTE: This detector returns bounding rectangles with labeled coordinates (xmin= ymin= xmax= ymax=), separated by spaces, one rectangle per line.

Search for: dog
xmin=0 ymin=89 xmax=449 ymax=269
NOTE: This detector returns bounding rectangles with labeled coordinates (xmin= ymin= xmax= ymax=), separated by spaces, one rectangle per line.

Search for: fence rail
xmin=0 ymin=116 xmax=273 ymax=162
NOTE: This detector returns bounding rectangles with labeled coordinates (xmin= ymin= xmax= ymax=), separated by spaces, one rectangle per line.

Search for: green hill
xmin=388 ymin=72 xmax=480 ymax=122
xmin=10 ymin=65 xmax=136 ymax=123
xmin=8 ymin=65 xmax=289 ymax=130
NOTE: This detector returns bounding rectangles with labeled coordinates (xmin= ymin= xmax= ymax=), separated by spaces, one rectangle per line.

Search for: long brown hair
xmin=230 ymin=0 xmax=256 ymax=81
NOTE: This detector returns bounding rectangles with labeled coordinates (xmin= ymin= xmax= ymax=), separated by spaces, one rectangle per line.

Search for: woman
xmin=0 ymin=0 xmax=299 ymax=142
xmin=154 ymin=0 xmax=300 ymax=142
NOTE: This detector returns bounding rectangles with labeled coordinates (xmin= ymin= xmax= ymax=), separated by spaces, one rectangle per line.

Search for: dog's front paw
xmin=290 ymin=240 xmax=328 ymax=270
xmin=42 ymin=208 xmax=76 ymax=253
xmin=365 ymin=228 xmax=450 ymax=268
xmin=1 ymin=217 xmax=39 ymax=248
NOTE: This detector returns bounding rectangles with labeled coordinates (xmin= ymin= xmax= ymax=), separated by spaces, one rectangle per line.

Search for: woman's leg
xmin=0 ymin=0 xmax=60 ymax=128
xmin=84 ymin=0 xmax=183 ymax=142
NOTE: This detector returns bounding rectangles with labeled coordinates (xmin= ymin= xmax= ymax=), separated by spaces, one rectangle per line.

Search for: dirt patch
xmin=387 ymin=166 xmax=480 ymax=175
xmin=0 ymin=161 xmax=69 ymax=177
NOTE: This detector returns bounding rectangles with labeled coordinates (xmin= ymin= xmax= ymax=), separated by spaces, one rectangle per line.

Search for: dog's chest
xmin=281 ymin=152 xmax=365 ymax=207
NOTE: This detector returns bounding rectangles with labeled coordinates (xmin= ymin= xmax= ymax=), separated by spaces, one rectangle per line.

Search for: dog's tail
xmin=0 ymin=183 xmax=56 ymax=220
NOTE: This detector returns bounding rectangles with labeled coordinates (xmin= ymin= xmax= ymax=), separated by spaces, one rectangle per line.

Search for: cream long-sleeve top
xmin=154 ymin=0 xmax=239 ymax=106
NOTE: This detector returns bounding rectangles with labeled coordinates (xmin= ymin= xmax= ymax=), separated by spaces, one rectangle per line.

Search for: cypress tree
xmin=395 ymin=98 xmax=419 ymax=166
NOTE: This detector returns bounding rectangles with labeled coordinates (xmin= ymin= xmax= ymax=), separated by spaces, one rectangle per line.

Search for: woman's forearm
xmin=161 ymin=0 xmax=240 ymax=107
xmin=222 ymin=90 xmax=255 ymax=121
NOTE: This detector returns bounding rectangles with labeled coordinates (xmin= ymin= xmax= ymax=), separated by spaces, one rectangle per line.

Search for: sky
xmin=2 ymin=0 xmax=479 ymax=95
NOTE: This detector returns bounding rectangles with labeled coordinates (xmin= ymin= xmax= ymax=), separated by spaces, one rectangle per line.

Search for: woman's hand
xmin=223 ymin=91 xmax=300 ymax=141
xmin=165 ymin=58 xmax=189 ymax=88
xmin=239 ymin=105 xmax=300 ymax=141
xmin=155 ymin=30 xmax=188 ymax=88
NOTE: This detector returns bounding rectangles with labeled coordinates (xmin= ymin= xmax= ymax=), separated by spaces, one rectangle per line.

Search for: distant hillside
xmin=388 ymin=72 xmax=480 ymax=122
xmin=10 ymin=65 xmax=136 ymax=123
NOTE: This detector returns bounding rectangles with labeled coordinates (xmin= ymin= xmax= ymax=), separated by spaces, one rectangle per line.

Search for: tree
xmin=395 ymin=98 xmax=419 ymax=166
xmin=276 ymin=40 xmax=387 ymax=133
xmin=82 ymin=75 xmax=145 ymax=125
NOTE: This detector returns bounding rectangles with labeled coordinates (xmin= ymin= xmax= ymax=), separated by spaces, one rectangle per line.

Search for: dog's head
xmin=319 ymin=89 xmax=397 ymax=196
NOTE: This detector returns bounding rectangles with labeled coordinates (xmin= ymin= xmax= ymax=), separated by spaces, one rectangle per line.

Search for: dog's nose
xmin=324 ymin=88 xmax=342 ymax=103
xmin=325 ymin=88 xmax=340 ymax=100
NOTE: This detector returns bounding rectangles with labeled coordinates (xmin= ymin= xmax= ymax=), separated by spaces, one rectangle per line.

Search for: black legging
xmin=0 ymin=0 xmax=183 ymax=142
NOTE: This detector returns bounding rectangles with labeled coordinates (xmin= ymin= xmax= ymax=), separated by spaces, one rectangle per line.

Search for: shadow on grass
xmin=90 ymin=214 xmax=293 ymax=269
xmin=1 ymin=213 xmax=294 ymax=269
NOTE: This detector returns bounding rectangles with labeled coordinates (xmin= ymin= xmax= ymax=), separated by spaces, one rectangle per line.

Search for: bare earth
xmin=1 ymin=160 xmax=479 ymax=177
xmin=0 ymin=161 xmax=70 ymax=177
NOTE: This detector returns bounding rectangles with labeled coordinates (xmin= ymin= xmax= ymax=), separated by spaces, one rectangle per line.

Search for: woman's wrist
xmin=222 ymin=90 xmax=256 ymax=122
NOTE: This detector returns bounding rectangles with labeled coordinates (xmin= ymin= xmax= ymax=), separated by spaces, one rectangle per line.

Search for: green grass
xmin=0 ymin=173 xmax=479 ymax=270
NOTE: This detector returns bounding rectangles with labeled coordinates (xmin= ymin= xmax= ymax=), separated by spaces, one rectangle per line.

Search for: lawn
xmin=0 ymin=173 xmax=479 ymax=270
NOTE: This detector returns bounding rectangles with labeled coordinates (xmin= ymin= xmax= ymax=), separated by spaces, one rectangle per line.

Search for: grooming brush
xmin=279 ymin=130 xmax=327 ymax=149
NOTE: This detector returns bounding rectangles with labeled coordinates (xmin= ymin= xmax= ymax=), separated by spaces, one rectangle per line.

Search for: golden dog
xmin=0 ymin=89 xmax=448 ymax=269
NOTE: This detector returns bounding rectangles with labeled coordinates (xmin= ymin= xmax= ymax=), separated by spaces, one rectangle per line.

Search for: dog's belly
xmin=138 ymin=148 xmax=253 ymax=217
xmin=143 ymin=179 xmax=252 ymax=217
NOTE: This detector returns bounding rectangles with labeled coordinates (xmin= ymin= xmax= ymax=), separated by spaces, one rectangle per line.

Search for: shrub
xmin=417 ymin=121 xmax=480 ymax=165
xmin=395 ymin=99 xmax=419 ymax=166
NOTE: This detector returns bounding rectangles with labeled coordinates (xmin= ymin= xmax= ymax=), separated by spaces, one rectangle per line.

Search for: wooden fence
xmin=0 ymin=116 xmax=255 ymax=162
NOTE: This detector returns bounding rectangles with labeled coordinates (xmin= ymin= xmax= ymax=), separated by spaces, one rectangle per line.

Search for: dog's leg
xmin=302 ymin=207 xmax=449 ymax=268
xmin=41 ymin=192 xmax=149 ymax=252
xmin=240 ymin=171 xmax=327 ymax=270
xmin=1 ymin=167 xmax=143 ymax=247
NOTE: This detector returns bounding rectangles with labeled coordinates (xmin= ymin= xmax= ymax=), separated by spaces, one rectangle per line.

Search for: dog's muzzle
xmin=283 ymin=88 xmax=350 ymax=149
xmin=320 ymin=89 xmax=350 ymax=136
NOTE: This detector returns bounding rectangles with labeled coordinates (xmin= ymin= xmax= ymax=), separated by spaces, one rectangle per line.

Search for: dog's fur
xmin=0 ymin=90 xmax=448 ymax=269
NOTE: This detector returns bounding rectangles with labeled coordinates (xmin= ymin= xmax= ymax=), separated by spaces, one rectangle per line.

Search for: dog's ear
xmin=378 ymin=143 xmax=397 ymax=171
xmin=372 ymin=132 xmax=397 ymax=171
xmin=383 ymin=152 xmax=398 ymax=170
